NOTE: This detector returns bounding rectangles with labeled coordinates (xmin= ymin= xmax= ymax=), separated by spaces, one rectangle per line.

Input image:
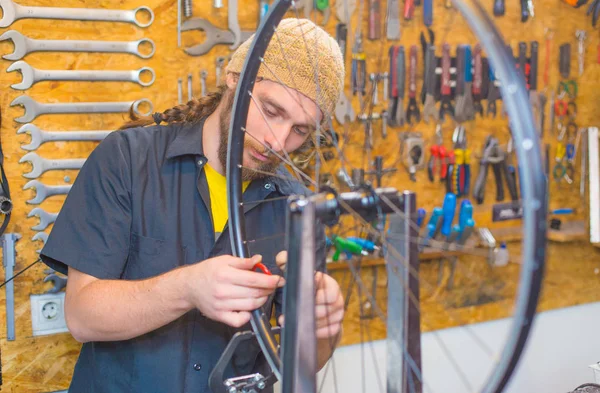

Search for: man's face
xmin=218 ymin=78 xmax=322 ymax=181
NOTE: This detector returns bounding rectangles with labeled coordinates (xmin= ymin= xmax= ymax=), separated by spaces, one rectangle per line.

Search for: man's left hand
xmin=275 ymin=251 xmax=344 ymax=340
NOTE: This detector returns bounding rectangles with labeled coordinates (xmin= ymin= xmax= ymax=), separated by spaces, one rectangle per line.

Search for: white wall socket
xmin=30 ymin=292 xmax=69 ymax=336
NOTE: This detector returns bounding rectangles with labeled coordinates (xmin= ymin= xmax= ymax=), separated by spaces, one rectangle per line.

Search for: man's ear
xmin=226 ymin=72 xmax=239 ymax=89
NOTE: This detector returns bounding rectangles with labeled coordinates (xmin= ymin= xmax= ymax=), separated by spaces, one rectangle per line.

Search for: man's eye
xmin=264 ymin=107 xmax=277 ymax=117
xmin=293 ymin=127 xmax=308 ymax=136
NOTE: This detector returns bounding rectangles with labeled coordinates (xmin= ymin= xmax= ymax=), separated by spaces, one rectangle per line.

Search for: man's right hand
xmin=184 ymin=254 xmax=284 ymax=328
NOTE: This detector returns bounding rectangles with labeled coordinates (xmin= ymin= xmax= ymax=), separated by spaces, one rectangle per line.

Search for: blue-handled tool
xmin=458 ymin=200 xmax=473 ymax=232
xmin=464 ymin=45 xmax=472 ymax=82
xmin=417 ymin=208 xmax=426 ymax=228
xmin=441 ymin=193 xmax=457 ymax=237
xmin=458 ymin=218 xmax=475 ymax=244
xmin=427 ymin=207 xmax=443 ymax=237
xmin=347 ymin=237 xmax=379 ymax=252
xmin=423 ymin=0 xmax=433 ymax=26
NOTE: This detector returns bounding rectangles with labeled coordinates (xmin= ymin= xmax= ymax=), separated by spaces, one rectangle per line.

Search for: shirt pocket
xmin=123 ymin=232 xmax=187 ymax=280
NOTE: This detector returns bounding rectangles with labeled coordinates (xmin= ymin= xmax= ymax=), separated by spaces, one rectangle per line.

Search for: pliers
xmin=451 ymin=126 xmax=471 ymax=197
xmin=472 ymin=136 xmax=519 ymax=204
xmin=427 ymin=124 xmax=448 ymax=182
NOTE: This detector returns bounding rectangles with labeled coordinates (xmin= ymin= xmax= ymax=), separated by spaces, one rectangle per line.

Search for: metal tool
xmin=454 ymin=45 xmax=473 ymax=123
xmin=187 ymin=74 xmax=193 ymax=101
xmin=472 ymin=136 xmax=518 ymax=204
xmin=351 ymin=31 xmax=366 ymax=98
xmin=216 ymin=56 xmax=226 ymax=87
xmin=19 ymin=152 xmax=85 ymax=179
xmin=178 ymin=78 xmax=183 ymax=104
xmin=520 ymin=0 xmax=529 ymax=21
xmin=3 ymin=233 xmax=20 ymax=341
xmin=10 ymin=96 xmax=152 ymax=123
xmin=200 ymin=70 xmax=208 ymax=96
xmin=386 ymin=0 xmax=401 ymax=40
xmin=472 ymin=44 xmax=484 ymax=117
xmin=43 ymin=272 xmax=67 ymax=294
xmin=336 ymin=23 xmax=348 ymax=62
xmin=23 ymin=180 xmax=71 ymax=204
xmin=529 ymin=41 xmax=541 ymax=135
xmin=422 ymin=45 xmax=438 ymax=123
xmin=0 ymin=0 xmax=154 ymax=28
xmin=28 ymin=207 xmax=58 ymax=231
xmin=183 ymin=0 xmax=192 ymax=16
xmin=493 ymin=0 xmax=505 ymax=15
xmin=403 ymin=0 xmax=415 ymax=20
xmin=406 ymin=45 xmax=420 ymax=124
xmin=439 ymin=43 xmax=454 ymax=122
xmin=181 ymin=18 xmax=253 ymax=56
xmin=428 ymin=124 xmax=448 ymax=182
xmin=576 ymin=30 xmax=587 ymax=76
xmin=368 ymin=0 xmax=381 ymax=39
xmin=334 ymin=91 xmax=356 ymax=125
xmin=335 ymin=0 xmax=356 ymax=23
xmin=7 ymin=61 xmax=155 ymax=90
xmin=486 ymin=64 xmax=501 ymax=117
xmin=559 ymin=43 xmax=571 ymax=79
xmin=460 ymin=45 xmax=475 ymax=121
xmin=0 ymin=30 xmax=155 ymax=60
xmin=214 ymin=0 xmax=223 ymax=8
xmin=33 ymin=231 xmax=47 ymax=253
xmin=17 ymin=123 xmax=112 ymax=151
xmin=228 ymin=0 xmax=242 ymax=50
xmin=387 ymin=45 xmax=405 ymax=127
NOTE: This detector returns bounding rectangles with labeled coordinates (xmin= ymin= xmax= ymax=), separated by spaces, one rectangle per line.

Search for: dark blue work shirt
xmin=40 ymin=119 xmax=325 ymax=393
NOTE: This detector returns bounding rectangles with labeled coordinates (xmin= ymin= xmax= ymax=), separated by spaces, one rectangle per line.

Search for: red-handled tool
xmin=253 ymin=262 xmax=273 ymax=275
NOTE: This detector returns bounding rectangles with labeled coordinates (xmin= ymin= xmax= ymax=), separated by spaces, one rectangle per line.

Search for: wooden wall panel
xmin=0 ymin=0 xmax=596 ymax=390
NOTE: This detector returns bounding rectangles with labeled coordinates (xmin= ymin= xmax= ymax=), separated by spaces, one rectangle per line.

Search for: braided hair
xmin=119 ymin=84 xmax=228 ymax=130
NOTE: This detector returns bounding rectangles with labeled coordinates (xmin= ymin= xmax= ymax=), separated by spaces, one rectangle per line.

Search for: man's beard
xmin=217 ymin=89 xmax=282 ymax=182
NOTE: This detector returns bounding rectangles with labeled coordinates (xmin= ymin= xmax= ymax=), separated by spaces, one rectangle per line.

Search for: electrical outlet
xmin=30 ymin=292 xmax=68 ymax=336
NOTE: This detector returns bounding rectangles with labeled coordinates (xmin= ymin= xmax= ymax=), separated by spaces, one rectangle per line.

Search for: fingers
xmin=215 ymin=296 xmax=270 ymax=312
xmin=221 ymin=311 xmax=252 ymax=328
xmin=275 ymin=250 xmax=287 ymax=271
xmin=227 ymin=254 xmax=263 ymax=270
xmin=316 ymin=323 xmax=342 ymax=339
xmin=214 ymin=284 xmax=276 ymax=300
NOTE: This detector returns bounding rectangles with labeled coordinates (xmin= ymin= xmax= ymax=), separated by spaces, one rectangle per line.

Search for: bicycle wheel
xmin=225 ymin=0 xmax=547 ymax=392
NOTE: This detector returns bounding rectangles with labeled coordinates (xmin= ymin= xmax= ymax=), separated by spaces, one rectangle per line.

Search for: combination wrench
xmin=17 ymin=123 xmax=112 ymax=151
xmin=28 ymin=208 xmax=57 ymax=231
xmin=181 ymin=18 xmax=253 ymax=56
xmin=0 ymin=30 xmax=155 ymax=61
xmin=33 ymin=231 xmax=48 ymax=253
xmin=19 ymin=152 xmax=85 ymax=179
xmin=8 ymin=61 xmax=155 ymax=90
xmin=28 ymin=207 xmax=58 ymax=231
xmin=0 ymin=0 xmax=154 ymax=28
xmin=23 ymin=180 xmax=71 ymax=204
xmin=10 ymin=95 xmax=153 ymax=123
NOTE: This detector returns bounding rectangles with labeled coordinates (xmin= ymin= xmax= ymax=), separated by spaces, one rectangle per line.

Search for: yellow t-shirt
xmin=204 ymin=163 xmax=250 ymax=236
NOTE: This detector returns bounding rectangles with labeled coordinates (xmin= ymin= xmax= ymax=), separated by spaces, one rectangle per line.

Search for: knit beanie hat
xmin=225 ymin=18 xmax=345 ymax=119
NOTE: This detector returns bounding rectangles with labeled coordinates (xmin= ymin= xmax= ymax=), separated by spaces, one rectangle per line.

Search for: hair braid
xmin=119 ymin=84 xmax=228 ymax=130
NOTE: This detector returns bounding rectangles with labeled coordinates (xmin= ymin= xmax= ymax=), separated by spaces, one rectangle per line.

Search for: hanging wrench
xmin=181 ymin=18 xmax=253 ymax=56
xmin=33 ymin=231 xmax=48 ymax=253
xmin=10 ymin=96 xmax=153 ymax=123
xmin=7 ymin=61 xmax=155 ymax=90
xmin=422 ymin=45 xmax=439 ymax=123
xmin=23 ymin=180 xmax=71 ymax=204
xmin=28 ymin=207 xmax=58 ymax=231
xmin=228 ymin=0 xmax=242 ymax=50
xmin=44 ymin=272 xmax=67 ymax=294
xmin=200 ymin=70 xmax=208 ymax=96
xmin=17 ymin=123 xmax=112 ymax=151
xmin=0 ymin=0 xmax=153 ymax=28
xmin=0 ymin=30 xmax=155 ymax=61
xmin=19 ymin=152 xmax=86 ymax=179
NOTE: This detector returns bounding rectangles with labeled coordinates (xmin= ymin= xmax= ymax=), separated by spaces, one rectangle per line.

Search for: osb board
xmin=0 ymin=0 xmax=595 ymax=391
xmin=333 ymin=240 xmax=600 ymax=346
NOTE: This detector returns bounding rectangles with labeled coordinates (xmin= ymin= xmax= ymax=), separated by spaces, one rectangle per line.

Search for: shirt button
xmin=264 ymin=183 xmax=272 ymax=189
xmin=197 ymin=159 xmax=204 ymax=166
xmin=193 ymin=363 xmax=202 ymax=371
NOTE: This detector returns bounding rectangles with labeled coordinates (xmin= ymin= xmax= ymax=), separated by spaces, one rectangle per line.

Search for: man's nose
xmin=263 ymin=123 xmax=291 ymax=152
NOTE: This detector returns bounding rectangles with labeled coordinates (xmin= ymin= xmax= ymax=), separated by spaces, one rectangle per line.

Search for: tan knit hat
xmin=225 ymin=18 xmax=345 ymax=119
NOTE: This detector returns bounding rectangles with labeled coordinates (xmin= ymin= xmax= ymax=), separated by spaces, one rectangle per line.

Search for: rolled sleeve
xmin=41 ymin=131 xmax=132 ymax=279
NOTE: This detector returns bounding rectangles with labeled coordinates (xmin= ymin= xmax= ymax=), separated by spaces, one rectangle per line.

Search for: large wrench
xmin=8 ymin=61 xmax=155 ymax=90
xmin=0 ymin=30 xmax=155 ymax=61
xmin=228 ymin=0 xmax=242 ymax=50
xmin=23 ymin=180 xmax=71 ymax=204
xmin=10 ymin=95 xmax=153 ymax=123
xmin=33 ymin=231 xmax=48 ymax=253
xmin=17 ymin=123 xmax=112 ymax=151
xmin=19 ymin=152 xmax=85 ymax=179
xmin=28 ymin=207 xmax=58 ymax=231
xmin=181 ymin=18 xmax=253 ymax=56
xmin=0 ymin=0 xmax=154 ymax=28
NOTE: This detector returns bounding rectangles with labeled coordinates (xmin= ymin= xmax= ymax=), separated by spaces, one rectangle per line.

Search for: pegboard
xmin=0 ymin=0 xmax=597 ymax=391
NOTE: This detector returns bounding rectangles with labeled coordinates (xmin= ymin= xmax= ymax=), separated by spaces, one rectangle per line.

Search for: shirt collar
xmin=165 ymin=118 xmax=207 ymax=160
